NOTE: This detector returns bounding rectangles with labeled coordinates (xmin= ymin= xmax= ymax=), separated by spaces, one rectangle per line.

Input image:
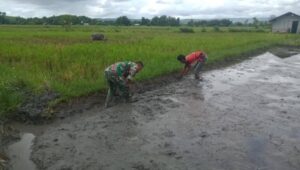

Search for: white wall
xmin=272 ymin=15 xmax=300 ymax=33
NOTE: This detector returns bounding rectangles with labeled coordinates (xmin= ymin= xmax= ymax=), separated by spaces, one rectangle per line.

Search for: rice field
xmin=0 ymin=25 xmax=299 ymax=117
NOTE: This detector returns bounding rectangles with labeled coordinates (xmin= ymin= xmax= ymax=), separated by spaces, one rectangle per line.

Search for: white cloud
xmin=0 ymin=0 xmax=299 ymax=18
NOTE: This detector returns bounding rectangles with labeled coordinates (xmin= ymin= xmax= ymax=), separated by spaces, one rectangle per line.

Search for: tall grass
xmin=0 ymin=25 xmax=299 ymax=117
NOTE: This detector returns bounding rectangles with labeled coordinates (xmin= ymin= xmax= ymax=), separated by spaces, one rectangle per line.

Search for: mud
xmin=14 ymin=90 xmax=60 ymax=123
xmin=11 ymin=50 xmax=296 ymax=170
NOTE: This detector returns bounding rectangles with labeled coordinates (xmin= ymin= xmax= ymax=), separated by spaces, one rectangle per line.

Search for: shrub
xmin=91 ymin=33 xmax=105 ymax=41
xmin=228 ymin=28 xmax=251 ymax=32
xmin=213 ymin=26 xmax=221 ymax=32
xmin=228 ymin=28 xmax=266 ymax=33
xmin=179 ymin=27 xmax=194 ymax=33
xmin=255 ymin=29 xmax=265 ymax=33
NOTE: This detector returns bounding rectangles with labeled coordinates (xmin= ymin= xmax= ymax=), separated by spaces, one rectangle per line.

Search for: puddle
xmin=247 ymin=137 xmax=267 ymax=167
xmin=7 ymin=133 xmax=36 ymax=170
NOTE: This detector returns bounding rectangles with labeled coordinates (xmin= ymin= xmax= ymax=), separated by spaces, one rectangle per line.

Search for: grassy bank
xmin=0 ymin=25 xmax=300 ymax=118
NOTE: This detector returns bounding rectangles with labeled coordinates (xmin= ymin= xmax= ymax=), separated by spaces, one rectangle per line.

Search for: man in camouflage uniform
xmin=104 ymin=61 xmax=144 ymax=107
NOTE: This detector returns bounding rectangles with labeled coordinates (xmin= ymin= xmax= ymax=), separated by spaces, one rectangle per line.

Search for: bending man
xmin=177 ymin=50 xmax=207 ymax=80
xmin=104 ymin=61 xmax=144 ymax=107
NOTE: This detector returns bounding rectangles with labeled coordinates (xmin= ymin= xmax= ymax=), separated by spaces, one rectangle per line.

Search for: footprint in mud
xmin=175 ymin=89 xmax=189 ymax=95
xmin=132 ymin=163 xmax=150 ymax=170
xmin=59 ymin=165 xmax=72 ymax=170
xmin=151 ymin=103 xmax=167 ymax=115
xmin=161 ymin=142 xmax=172 ymax=148
xmin=157 ymin=142 xmax=177 ymax=157
xmin=136 ymin=105 xmax=153 ymax=115
xmin=67 ymin=133 xmax=76 ymax=140
xmin=161 ymin=130 xmax=175 ymax=138
xmin=164 ymin=99 xmax=179 ymax=108
xmin=135 ymin=99 xmax=171 ymax=120
xmin=268 ymin=135 xmax=284 ymax=147
xmin=199 ymin=131 xmax=209 ymax=138
xmin=157 ymin=97 xmax=183 ymax=109
xmin=134 ymin=105 xmax=156 ymax=121
xmin=191 ymin=92 xmax=204 ymax=100
xmin=104 ymin=136 xmax=115 ymax=150
xmin=132 ymin=160 xmax=165 ymax=170
xmin=163 ymin=151 xmax=177 ymax=157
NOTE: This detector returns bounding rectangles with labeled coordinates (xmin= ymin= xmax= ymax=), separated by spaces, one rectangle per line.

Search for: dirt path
xmin=7 ymin=50 xmax=300 ymax=170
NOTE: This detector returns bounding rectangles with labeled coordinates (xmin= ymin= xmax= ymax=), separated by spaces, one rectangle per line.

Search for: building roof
xmin=270 ymin=12 xmax=300 ymax=22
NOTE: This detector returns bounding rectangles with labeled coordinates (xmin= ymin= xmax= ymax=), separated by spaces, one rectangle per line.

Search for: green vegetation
xmin=179 ymin=27 xmax=194 ymax=33
xmin=0 ymin=25 xmax=300 ymax=118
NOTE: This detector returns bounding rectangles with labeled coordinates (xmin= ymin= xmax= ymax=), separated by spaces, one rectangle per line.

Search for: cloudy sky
xmin=0 ymin=0 xmax=300 ymax=19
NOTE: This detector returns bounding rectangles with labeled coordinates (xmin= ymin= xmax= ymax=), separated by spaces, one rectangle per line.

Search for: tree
xmin=176 ymin=18 xmax=180 ymax=26
xmin=168 ymin=16 xmax=180 ymax=26
xmin=159 ymin=15 xmax=168 ymax=26
xmin=219 ymin=19 xmax=232 ymax=26
xmin=150 ymin=15 xmax=180 ymax=26
xmin=0 ymin=11 xmax=7 ymax=24
xmin=115 ymin=16 xmax=131 ymax=26
xmin=141 ymin=17 xmax=150 ymax=26
xmin=234 ymin=22 xmax=243 ymax=26
xmin=15 ymin=17 xmax=26 ymax=24
xmin=252 ymin=17 xmax=259 ymax=28
xmin=244 ymin=19 xmax=249 ymax=26
xmin=187 ymin=19 xmax=231 ymax=27
xmin=151 ymin=16 xmax=160 ymax=26
xmin=187 ymin=19 xmax=194 ymax=26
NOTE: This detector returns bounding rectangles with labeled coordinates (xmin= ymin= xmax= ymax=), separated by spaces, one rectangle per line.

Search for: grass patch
xmin=0 ymin=25 xmax=300 ymax=118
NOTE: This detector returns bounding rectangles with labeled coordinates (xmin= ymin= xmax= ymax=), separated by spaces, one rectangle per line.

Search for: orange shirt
xmin=185 ymin=51 xmax=205 ymax=64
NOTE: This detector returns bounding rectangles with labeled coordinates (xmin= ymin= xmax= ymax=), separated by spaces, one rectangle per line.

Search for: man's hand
xmin=125 ymin=79 xmax=135 ymax=93
xmin=126 ymin=79 xmax=139 ymax=95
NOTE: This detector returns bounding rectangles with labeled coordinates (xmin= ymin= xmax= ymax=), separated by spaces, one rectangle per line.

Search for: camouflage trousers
xmin=104 ymin=71 xmax=130 ymax=100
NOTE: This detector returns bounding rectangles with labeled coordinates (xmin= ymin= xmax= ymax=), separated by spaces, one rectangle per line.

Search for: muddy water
xmin=24 ymin=52 xmax=300 ymax=170
xmin=7 ymin=133 xmax=36 ymax=170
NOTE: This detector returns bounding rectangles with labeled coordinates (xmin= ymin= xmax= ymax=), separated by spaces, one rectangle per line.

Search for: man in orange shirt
xmin=177 ymin=50 xmax=207 ymax=80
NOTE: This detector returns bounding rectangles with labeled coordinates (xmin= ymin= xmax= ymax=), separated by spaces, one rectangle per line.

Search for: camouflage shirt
xmin=105 ymin=61 xmax=138 ymax=81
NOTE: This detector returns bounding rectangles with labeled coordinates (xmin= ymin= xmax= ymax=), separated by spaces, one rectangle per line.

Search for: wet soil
xmin=3 ymin=46 xmax=300 ymax=170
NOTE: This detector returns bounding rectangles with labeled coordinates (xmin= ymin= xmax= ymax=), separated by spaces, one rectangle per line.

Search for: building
xmin=270 ymin=12 xmax=300 ymax=33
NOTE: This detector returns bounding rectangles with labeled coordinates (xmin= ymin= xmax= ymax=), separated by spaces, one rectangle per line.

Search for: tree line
xmin=0 ymin=11 xmax=269 ymax=27
xmin=0 ymin=12 xmax=180 ymax=26
xmin=0 ymin=13 xmax=99 ymax=25
xmin=187 ymin=19 xmax=233 ymax=27
xmin=187 ymin=18 xmax=269 ymax=27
